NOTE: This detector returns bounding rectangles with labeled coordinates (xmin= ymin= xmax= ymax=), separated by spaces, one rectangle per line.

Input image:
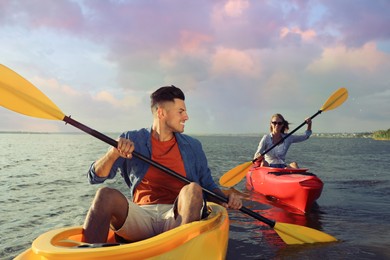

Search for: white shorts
xmin=113 ymin=199 xmax=209 ymax=242
xmin=113 ymin=202 xmax=178 ymax=242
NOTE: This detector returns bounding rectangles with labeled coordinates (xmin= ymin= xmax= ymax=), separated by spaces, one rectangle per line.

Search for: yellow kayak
xmin=15 ymin=203 xmax=229 ymax=260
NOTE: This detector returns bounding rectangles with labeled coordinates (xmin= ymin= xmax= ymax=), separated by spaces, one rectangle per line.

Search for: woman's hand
xmin=254 ymin=155 xmax=264 ymax=163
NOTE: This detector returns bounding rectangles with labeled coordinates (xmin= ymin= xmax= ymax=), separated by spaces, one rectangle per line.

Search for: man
xmin=83 ymin=85 xmax=242 ymax=243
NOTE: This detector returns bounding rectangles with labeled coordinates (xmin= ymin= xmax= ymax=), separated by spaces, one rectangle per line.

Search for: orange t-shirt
xmin=133 ymin=136 xmax=187 ymax=205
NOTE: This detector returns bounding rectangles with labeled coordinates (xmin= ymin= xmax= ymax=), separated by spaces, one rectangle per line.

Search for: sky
xmin=0 ymin=0 xmax=389 ymax=135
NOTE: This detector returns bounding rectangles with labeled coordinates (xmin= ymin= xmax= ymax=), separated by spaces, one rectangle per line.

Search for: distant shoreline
xmin=1 ymin=131 xmax=388 ymax=140
xmin=372 ymin=129 xmax=390 ymax=141
xmin=373 ymin=138 xmax=390 ymax=141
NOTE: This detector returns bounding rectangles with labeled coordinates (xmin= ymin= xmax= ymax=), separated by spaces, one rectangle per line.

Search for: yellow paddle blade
xmin=320 ymin=87 xmax=348 ymax=112
xmin=0 ymin=64 xmax=65 ymax=120
xmin=219 ymin=161 xmax=252 ymax=187
xmin=274 ymin=222 xmax=337 ymax=245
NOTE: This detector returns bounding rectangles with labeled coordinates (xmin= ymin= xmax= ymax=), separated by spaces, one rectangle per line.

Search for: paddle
xmin=57 ymin=239 xmax=121 ymax=248
xmin=219 ymin=87 xmax=348 ymax=187
xmin=0 ymin=64 xmax=337 ymax=244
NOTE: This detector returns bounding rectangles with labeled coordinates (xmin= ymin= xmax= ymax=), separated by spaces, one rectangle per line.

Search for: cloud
xmin=93 ymin=90 xmax=141 ymax=109
xmin=0 ymin=0 xmax=84 ymax=32
xmin=31 ymin=76 xmax=81 ymax=98
xmin=280 ymin=27 xmax=317 ymax=42
xmin=211 ymin=47 xmax=261 ymax=77
xmin=307 ymin=42 xmax=389 ymax=74
xmin=179 ymin=30 xmax=213 ymax=53
xmin=320 ymin=1 xmax=390 ymax=47
xmin=223 ymin=0 xmax=250 ymax=17
xmin=1 ymin=0 xmax=390 ymax=134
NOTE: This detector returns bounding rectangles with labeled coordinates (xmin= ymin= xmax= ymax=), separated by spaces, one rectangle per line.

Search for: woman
xmin=253 ymin=113 xmax=312 ymax=168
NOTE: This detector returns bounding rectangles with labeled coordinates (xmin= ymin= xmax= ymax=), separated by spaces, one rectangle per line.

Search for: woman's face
xmin=271 ymin=116 xmax=284 ymax=133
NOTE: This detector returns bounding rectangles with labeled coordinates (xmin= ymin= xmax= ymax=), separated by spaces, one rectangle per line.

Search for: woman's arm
xmin=306 ymin=118 xmax=312 ymax=131
xmin=253 ymin=134 xmax=267 ymax=159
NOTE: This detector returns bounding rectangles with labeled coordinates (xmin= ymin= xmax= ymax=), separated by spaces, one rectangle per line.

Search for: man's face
xmin=161 ymin=98 xmax=189 ymax=133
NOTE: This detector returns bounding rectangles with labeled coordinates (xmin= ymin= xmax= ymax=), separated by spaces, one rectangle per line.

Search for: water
xmin=1 ymin=133 xmax=389 ymax=259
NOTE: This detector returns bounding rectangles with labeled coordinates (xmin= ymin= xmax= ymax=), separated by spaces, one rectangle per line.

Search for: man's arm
xmin=94 ymin=137 xmax=135 ymax=177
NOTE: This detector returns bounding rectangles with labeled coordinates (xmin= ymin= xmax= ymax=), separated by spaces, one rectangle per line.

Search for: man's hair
xmin=150 ymin=85 xmax=185 ymax=110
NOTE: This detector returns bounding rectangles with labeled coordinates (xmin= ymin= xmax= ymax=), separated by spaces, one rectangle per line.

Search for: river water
xmin=1 ymin=133 xmax=389 ymax=259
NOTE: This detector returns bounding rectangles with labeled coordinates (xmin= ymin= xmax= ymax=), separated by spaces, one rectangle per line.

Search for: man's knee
xmin=91 ymin=187 xmax=128 ymax=220
xmin=95 ymin=186 xmax=114 ymax=199
xmin=93 ymin=187 xmax=122 ymax=208
xmin=183 ymin=182 xmax=203 ymax=196
xmin=179 ymin=183 xmax=204 ymax=208
xmin=177 ymin=183 xmax=205 ymax=222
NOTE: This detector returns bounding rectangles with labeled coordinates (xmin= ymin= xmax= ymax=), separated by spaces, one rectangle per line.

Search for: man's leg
xmin=82 ymin=187 xmax=129 ymax=243
xmin=176 ymin=182 xmax=204 ymax=225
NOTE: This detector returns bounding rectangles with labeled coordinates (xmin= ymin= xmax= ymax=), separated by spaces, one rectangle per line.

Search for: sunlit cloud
xmin=280 ymin=27 xmax=317 ymax=42
xmin=1 ymin=0 xmax=390 ymax=133
xmin=307 ymin=42 xmax=389 ymax=73
xmin=179 ymin=30 xmax=212 ymax=53
xmin=94 ymin=90 xmax=141 ymax=109
xmin=31 ymin=77 xmax=82 ymax=98
xmin=223 ymin=0 xmax=250 ymax=17
xmin=211 ymin=47 xmax=261 ymax=77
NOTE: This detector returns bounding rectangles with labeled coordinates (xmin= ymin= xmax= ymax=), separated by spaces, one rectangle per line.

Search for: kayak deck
xmin=15 ymin=203 xmax=229 ymax=260
xmin=246 ymin=166 xmax=323 ymax=213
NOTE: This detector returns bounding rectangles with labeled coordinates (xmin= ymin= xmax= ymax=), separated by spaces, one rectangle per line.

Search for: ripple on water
xmin=2 ymin=135 xmax=390 ymax=259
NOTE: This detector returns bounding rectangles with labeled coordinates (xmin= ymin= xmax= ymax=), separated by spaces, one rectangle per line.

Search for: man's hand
xmin=115 ymin=137 xmax=135 ymax=159
xmin=224 ymin=192 xmax=242 ymax=210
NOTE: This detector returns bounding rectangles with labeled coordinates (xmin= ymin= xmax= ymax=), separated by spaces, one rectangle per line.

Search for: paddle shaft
xmin=256 ymin=110 xmax=322 ymax=161
xmin=63 ymin=116 xmax=276 ymax=228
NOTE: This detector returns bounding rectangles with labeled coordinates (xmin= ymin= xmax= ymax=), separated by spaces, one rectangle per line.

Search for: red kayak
xmin=246 ymin=166 xmax=323 ymax=213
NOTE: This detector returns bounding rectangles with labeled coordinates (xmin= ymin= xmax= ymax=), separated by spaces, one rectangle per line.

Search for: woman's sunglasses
xmin=271 ymin=121 xmax=284 ymax=125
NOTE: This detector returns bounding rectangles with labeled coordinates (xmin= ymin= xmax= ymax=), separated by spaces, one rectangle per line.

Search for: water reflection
xmin=225 ymin=187 xmax=329 ymax=259
xmin=225 ymin=187 xmax=324 ymax=228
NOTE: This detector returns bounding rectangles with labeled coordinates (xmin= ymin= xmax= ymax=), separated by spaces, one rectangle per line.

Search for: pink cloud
xmin=179 ymin=30 xmax=213 ymax=53
xmin=1 ymin=0 xmax=390 ymax=134
xmin=223 ymin=0 xmax=250 ymax=17
xmin=307 ymin=42 xmax=389 ymax=73
xmin=280 ymin=27 xmax=317 ymax=42
xmin=211 ymin=47 xmax=261 ymax=77
xmin=31 ymin=77 xmax=81 ymax=99
xmin=93 ymin=90 xmax=142 ymax=110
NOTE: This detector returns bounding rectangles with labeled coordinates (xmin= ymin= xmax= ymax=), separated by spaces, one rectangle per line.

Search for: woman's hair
xmin=150 ymin=85 xmax=185 ymax=111
xmin=270 ymin=113 xmax=290 ymax=133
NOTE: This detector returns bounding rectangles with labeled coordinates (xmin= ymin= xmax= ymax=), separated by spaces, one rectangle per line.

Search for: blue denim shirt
xmin=88 ymin=128 xmax=219 ymax=201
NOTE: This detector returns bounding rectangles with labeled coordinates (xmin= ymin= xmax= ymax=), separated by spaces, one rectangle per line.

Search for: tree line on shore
xmin=372 ymin=129 xmax=390 ymax=140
